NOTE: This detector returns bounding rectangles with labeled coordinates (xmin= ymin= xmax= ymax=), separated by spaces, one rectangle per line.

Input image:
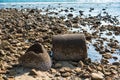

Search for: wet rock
xmin=0 ymin=70 xmax=6 ymax=74
xmin=74 ymin=67 xmax=81 ymax=73
xmin=79 ymin=10 xmax=84 ymax=16
xmin=72 ymin=23 xmax=79 ymax=28
xmin=57 ymin=61 xmax=74 ymax=68
xmin=112 ymin=62 xmax=120 ymax=65
xmin=54 ymin=63 xmax=62 ymax=68
xmin=55 ymin=72 xmax=61 ymax=77
xmin=91 ymin=73 xmax=104 ymax=80
xmin=97 ymin=66 xmax=102 ymax=71
xmin=102 ymin=53 xmax=112 ymax=59
xmin=87 ymin=66 xmax=92 ymax=72
xmin=78 ymin=61 xmax=84 ymax=68
xmin=110 ymin=65 xmax=117 ymax=70
xmin=7 ymin=76 xmax=15 ymax=80
xmin=61 ymin=72 xmax=71 ymax=77
xmin=104 ymin=71 xmax=111 ymax=76
xmin=59 ymin=67 xmax=71 ymax=73
xmin=111 ymin=70 xmax=117 ymax=74
xmin=29 ymin=69 xmax=38 ymax=77
xmin=0 ymin=50 xmax=6 ymax=56
xmin=112 ymin=56 xmax=118 ymax=60
xmin=50 ymin=68 xmax=57 ymax=74
xmin=85 ymin=58 xmax=91 ymax=64
xmin=108 ymin=42 xmax=118 ymax=48
xmin=106 ymin=32 xmax=112 ymax=36
xmin=105 ymin=76 xmax=112 ymax=80
xmin=101 ymin=58 xmax=109 ymax=64
xmin=82 ymin=73 xmax=90 ymax=78
xmin=67 ymin=14 xmax=73 ymax=17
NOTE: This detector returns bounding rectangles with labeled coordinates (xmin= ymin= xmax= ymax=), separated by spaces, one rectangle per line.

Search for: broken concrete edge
xmin=52 ymin=34 xmax=87 ymax=61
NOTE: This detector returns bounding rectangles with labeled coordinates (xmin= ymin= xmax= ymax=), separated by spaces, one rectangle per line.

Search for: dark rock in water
xmin=102 ymin=53 xmax=112 ymax=59
xmin=89 ymin=8 xmax=94 ymax=12
xmin=19 ymin=43 xmax=52 ymax=71
xmin=67 ymin=14 xmax=73 ymax=17
xmin=112 ymin=62 xmax=120 ymax=66
xmin=79 ymin=10 xmax=84 ymax=16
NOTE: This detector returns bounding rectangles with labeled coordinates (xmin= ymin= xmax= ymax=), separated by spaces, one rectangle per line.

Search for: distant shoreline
xmin=0 ymin=2 xmax=120 ymax=4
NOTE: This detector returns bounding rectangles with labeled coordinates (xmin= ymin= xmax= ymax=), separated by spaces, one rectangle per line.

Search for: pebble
xmin=0 ymin=70 xmax=6 ymax=74
xmin=74 ymin=67 xmax=81 ymax=73
xmin=61 ymin=72 xmax=71 ymax=77
xmin=78 ymin=61 xmax=84 ymax=68
xmin=105 ymin=76 xmax=112 ymax=80
xmin=54 ymin=63 xmax=62 ymax=68
xmin=28 ymin=69 xmax=38 ymax=77
xmin=50 ymin=68 xmax=57 ymax=74
xmin=91 ymin=73 xmax=104 ymax=80
xmin=112 ymin=62 xmax=120 ymax=65
xmin=102 ymin=53 xmax=112 ymax=59
xmin=97 ymin=66 xmax=102 ymax=71
xmin=0 ymin=50 xmax=5 ymax=56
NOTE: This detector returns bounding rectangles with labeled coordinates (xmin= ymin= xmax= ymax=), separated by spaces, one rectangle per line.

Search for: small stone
xmin=102 ymin=53 xmax=112 ymax=59
xmin=87 ymin=66 xmax=92 ymax=72
xmin=7 ymin=76 xmax=15 ymax=80
xmin=55 ymin=72 xmax=61 ymax=77
xmin=61 ymin=72 xmax=71 ymax=77
xmin=98 ymin=71 xmax=104 ymax=77
xmin=105 ymin=76 xmax=112 ymax=80
xmin=0 ymin=70 xmax=6 ymax=74
xmin=112 ymin=62 xmax=120 ymax=65
xmin=67 ymin=14 xmax=73 ymax=17
xmin=59 ymin=68 xmax=65 ymax=73
xmin=29 ymin=69 xmax=38 ymax=77
xmin=50 ymin=68 xmax=57 ymax=74
xmin=74 ymin=67 xmax=81 ymax=73
xmin=110 ymin=66 xmax=117 ymax=69
xmin=0 ymin=50 xmax=5 ymax=56
xmin=82 ymin=73 xmax=90 ymax=78
xmin=112 ymin=56 xmax=118 ymax=60
xmin=111 ymin=70 xmax=117 ymax=74
xmin=101 ymin=58 xmax=109 ymax=64
xmin=59 ymin=67 xmax=71 ymax=73
xmin=91 ymin=73 xmax=104 ymax=80
xmin=104 ymin=71 xmax=111 ymax=76
xmin=54 ymin=63 xmax=62 ymax=68
xmin=78 ymin=61 xmax=84 ymax=68
xmin=97 ymin=66 xmax=102 ymax=71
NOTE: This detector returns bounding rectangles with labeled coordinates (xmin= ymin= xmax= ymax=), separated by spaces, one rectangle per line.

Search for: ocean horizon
xmin=0 ymin=0 xmax=120 ymax=3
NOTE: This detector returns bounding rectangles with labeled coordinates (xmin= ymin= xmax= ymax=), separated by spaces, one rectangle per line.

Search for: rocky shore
xmin=0 ymin=7 xmax=120 ymax=80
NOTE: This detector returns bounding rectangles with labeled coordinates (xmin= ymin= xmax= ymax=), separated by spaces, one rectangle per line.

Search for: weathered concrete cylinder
xmin=52 ymin=34 xmax=87 ymax=61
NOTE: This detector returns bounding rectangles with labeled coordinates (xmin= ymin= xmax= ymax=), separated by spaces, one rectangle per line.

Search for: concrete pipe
xmin=52 ymin=34 xmax=87 ymax=61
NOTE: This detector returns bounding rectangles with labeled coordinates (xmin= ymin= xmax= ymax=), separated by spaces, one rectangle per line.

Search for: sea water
xmin=0 ymin=0 xmax=120 ymax=63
